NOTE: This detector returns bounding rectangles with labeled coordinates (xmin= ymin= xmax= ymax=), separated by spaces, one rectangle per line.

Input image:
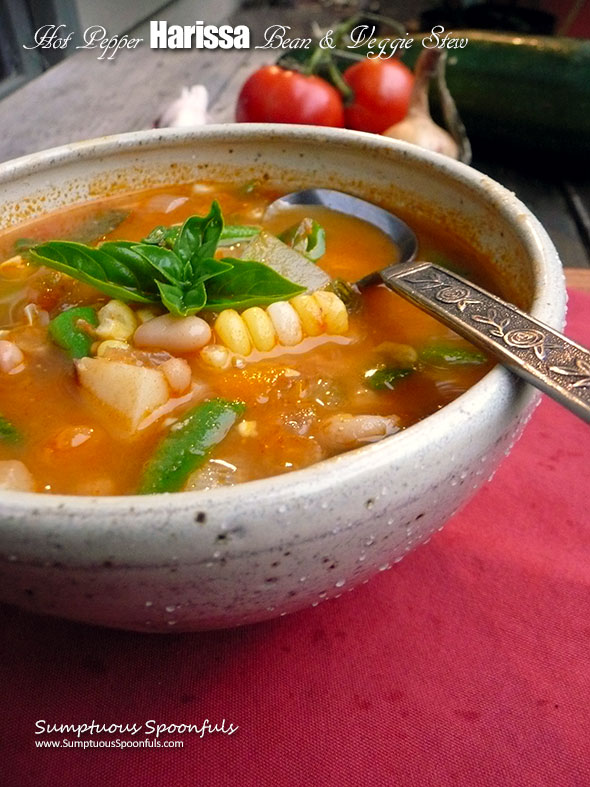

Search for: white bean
xmin=0 ymin=340 xmax=24 ymax=373
xmin=161 ymin=357 xmax=192 ymax=394
xmin=134 ymin=314 xmax=211 ymax=353
xmin=318 ymin=413 xmax=400 ymax=451
xmin=0 ymin=460 xmax=35 ymax=492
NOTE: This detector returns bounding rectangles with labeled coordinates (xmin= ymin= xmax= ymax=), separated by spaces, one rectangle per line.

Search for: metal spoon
xmin=267 ymin=188 xmax=590 ymax=423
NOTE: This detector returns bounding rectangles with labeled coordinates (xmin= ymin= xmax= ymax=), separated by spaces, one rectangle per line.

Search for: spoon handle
xmin=379 ymin=261 xmax=590 ymax=424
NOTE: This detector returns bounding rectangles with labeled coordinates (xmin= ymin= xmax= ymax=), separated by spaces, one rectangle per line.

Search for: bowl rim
xmin=0 ymin=124 xmax=566 ymax=513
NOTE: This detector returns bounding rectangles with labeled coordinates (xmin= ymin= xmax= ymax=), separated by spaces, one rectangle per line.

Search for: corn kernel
xmin=267 ymin=301 xmax=303 ymax=346
xmin=0 ymin=255 xmax=30 ymax=281
xmin=312 ymin=291 xmax=348 ymax=334
xmin=200 ymin=344 xmax=231 ymax=370
xmin=95 ymin=340 xmax=129 ymax=357
xmin=95 ymin=300 xmax=137 ymax=341
xmin=214 ymin=309 xmax=252 ymax=355
xmin=290 ymin=294 xmax=324 ymax=336
xmin=237 ymin=420 xmax=258 ymax=437
xmin=241 ymin=307 xmax=277 ymax=352
xmin=136 ymin=307 xmax=162 ymax=324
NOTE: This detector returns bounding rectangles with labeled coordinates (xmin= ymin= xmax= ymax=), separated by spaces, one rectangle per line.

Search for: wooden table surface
xmin=0 ymin=0 xmax=588 ymax=293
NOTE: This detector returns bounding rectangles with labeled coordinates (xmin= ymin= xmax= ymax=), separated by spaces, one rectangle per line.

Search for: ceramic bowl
xmin=0 ymin=125 xmax=566 ymax=631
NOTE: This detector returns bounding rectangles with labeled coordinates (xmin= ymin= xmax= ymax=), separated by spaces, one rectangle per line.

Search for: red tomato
xmin=343 ymin=58 xmax=414 ymax=134
xmin=236 ymin=65 xmax=344 ymax=127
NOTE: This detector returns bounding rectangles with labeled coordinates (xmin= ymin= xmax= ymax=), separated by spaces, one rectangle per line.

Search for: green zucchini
xmin=399 ymin=32 xmax=590 ymax=163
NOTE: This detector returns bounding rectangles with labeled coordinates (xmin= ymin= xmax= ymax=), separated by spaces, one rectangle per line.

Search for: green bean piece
xmin=419 ymin=344 xmax=488 ymax=366
xmin=364 ymin=366 xmax=414 ymax=391
xmin=138 ymin=398 xmax=246 ymax=494
xmin=0 ymin=415 xmax=22 ymax=444
xmin=48 ymin=306 xmax=98 ymax=359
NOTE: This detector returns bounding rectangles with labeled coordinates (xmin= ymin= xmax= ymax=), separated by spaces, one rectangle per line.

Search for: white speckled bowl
xmin=0 ymin=125 xmax=565 ymax=631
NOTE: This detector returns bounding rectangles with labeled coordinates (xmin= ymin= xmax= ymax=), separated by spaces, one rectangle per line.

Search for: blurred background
xmin=0 ymin=0 xmax=588 ymax=270
xmin=1 ymin=0 xmax=587 ymax=98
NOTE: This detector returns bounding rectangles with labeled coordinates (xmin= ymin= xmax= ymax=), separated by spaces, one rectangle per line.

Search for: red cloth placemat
xmin=2 ymin=290 xmax=589 ymax=787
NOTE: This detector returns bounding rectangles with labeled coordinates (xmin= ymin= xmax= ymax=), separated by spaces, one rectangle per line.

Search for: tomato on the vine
xmin=236 ymin=65 xmax=345 ymax=127
xmin=343 ymin=58 xmax=414 ymax=134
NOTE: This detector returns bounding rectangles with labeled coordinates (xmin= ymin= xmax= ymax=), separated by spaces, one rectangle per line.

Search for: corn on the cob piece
xmin=212 ymin=290 xmax=349 ymax=356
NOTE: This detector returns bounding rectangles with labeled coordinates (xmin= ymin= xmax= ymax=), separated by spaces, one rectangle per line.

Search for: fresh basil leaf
xmin=99 ymin=241 xmax=164 ymax=292
xmin=142 ymin=225 xmax=180 ymax=249
xmin=29 ymin=242 xmax=159 ymax=304
xmin=203 ymin=257 xmax=305 ymax=311
xmin=183 ymin=283 xmax=207 ymax=312
xmin=29 ymin=205 xmax=309 ymax=318
xmin=175 ymin=201 xmax=223 ymax=268
xmin=131 ymin=244 xmax=185 ymax=285
xmin=156 ymin=281 xmax=186 ymax=316
xmin=143 ymin=220 xmax=259 ymax=250
xmin=191 ymin=257 xmax=234 ymax=287
xmin=156 ymin=280 xmax=207 ymax=316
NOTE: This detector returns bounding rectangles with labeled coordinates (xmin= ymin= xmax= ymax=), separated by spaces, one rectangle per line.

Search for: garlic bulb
xmin=155 ymin=85 xmax=209 ymax=128
xmin=383 ymin=49 xmax=470 ymax=162
xmin=384 ymin=108 xmax=459 ymax=158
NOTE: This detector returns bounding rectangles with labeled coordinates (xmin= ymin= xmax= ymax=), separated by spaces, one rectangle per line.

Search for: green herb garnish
xmin=0 ymin=415 xmax=22 ymax=444
xmin=142 ymin=223 xmax=260 ymax=249
xmin=364 ymin=366 xmax=414 ymax=391
xmin=29 ymin=202 xmax=305 ymax=318
xmin=419 ymin=344 xmax=488 ymax=366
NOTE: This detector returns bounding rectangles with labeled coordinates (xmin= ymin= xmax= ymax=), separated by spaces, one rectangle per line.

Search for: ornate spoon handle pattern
xmin=379 ymin=262 xmax=590 ymax=424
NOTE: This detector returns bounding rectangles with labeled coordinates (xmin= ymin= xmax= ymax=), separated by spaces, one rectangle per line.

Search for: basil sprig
xmin=29 ymin=202 xmax=305 ymax=317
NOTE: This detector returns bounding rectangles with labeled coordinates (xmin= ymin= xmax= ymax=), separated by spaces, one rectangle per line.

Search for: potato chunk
xmin=76 ymin=358 xmax=169 ymax=431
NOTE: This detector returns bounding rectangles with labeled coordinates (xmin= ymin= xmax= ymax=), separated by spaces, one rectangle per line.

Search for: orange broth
xmin=0 ymin=181 xmax=495 ymax=495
